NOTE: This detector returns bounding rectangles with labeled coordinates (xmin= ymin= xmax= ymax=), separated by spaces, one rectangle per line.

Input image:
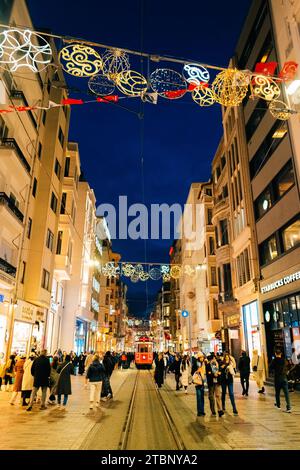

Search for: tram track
xmin=119 ymin=369 xmax=186 ymax=450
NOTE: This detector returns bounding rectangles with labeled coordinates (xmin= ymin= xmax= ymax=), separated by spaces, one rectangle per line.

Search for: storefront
xmin=11 ymin=300 xmax=47 ymax=356
xmin=74 ymin=318 xmax=88 ymax=354
xmin=0 ymin=297 xmax=9 ymax=356
xmin=261 ymin=269 xmax=300 ymax=362
xmin=222 ymin=312 xmax=241 ymax=363
xmin=242 ymin=300 xmax=261 ymax=359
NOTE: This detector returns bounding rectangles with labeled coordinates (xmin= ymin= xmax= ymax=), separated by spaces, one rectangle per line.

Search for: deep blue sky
xmin=27 ymin=0 xmax=251 ymax=317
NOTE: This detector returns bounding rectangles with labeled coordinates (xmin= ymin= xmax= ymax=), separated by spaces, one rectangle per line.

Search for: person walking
xmin=192 ymin=360 xmax=206 ymax=417
xmin=206 ymin=354 xmax=223 ymax=417
xmin=3 ymin=354 xmax=16 ymax=391
xmin=220 ymin=353 xmax=238 ymax=415
xmin=170 ymin=354 xmax=182 ymax=391
xmin=102 ymin=351 xmax=115 ymax=399
xmin=78 ymin=352 xmax=86 ymax=376
xmin=269 ymin=349 xmax=292 ymax=413
xmin=21 ymin=353 xmax=35 ymax=407
xmin=55 ymin=354 xmax=74 ymax=409
xmin=9 ymin=355 xmax=26 ymax=405
xmin=180 ymin=355 xmax=191 ymax=394
xmin=251 ymin=349 xmax=265 ymax=394
xmin=86 ymin=354 xmax=106 ymax=409
xmin=84 ymin=350 xmax=95 ymax=388
xmin=0 ymin=353 xmax=6 ymax=391
xmin=48 ymin=356 xmax=60 ymax=405
xmin=238 ymin=351 xmax=251 ymax=396
xmin=26 ymin=350 xmax=51 ymax=411
xmin=154 ymin=353 xmax=165 ymax=388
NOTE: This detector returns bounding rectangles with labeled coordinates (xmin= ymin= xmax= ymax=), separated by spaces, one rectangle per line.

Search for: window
xmin=211 ymin=267 xmax=217 ymax=286
xmin=205 ymin=188 xmax=212 ymax=196
xmin=60 ymin=192 xmax=67 ymax=214
xmin=41 ymin=269 xmax=50 ymax=290
xmin=282 ymin=219 xmax=300 ymax=252
xmin=223 ymin=264 xmax=233 ymax=298
xmin=209 ymin=237 xmax=215 ymax=255
xmin=245 ymin=99 xmax=268 ymax=142
xmin=56 ymin=231 xmax=63 ymax=254
xmin=42 ymin=110 xmax=46 ymax=125
xmin=46 ymin=229 xmax=54 ymax=251
xmin=213 ymin=299 xmax=219 ymax=320
xmin=20 ymin=261 xmax=26 ymax=284
xmin=221 ymin=155 xmax=226 ymax=169
xmin=238 ymin=3 xmax=268 ymax=69
xmin=275 ymin=160 xmax=294 ymax=198
xmin=105 ymin=294 xmax=109 ymax=305
xmin=220 ymin=219 xmax=229 ymax=246
xmin=58 ymin=127 xmax=64 ymax=147
xmin=207 ymin=208 xmax=213 ymax=225
xmin=215 ymin=166 xmax=221 ymax=181
xmin=0 ymin=116 xmax=9 ymax=139
xmin=250 ymin=121 xmax=287 ymax=179
xmin=54 ymin=159 xmax=61 ymax=180
xmin=38 ymin=142 xmax=42 ymax=160
xmin=259 ymin=235 xmax=278 ymax=265
xmin=32 ymin=178 xmax=37 ymax=197
xmin=50 ymin=192 xmax=58 ymax=213
xmin=64 ymin=157 xmax=70 ymax=176
xmin=27 ymin=217 xmax=32 ymax=239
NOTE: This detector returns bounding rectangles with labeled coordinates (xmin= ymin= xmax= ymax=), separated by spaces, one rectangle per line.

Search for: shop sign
xmin=14 ymin=301 xmax=46 ymax=324
xmin=229 ymin=329 xmax=239 ymax=340
xmin=227 ymin=314 xmax=240 ymax=327
xmin=261 ymin=270 xmax=300 ymax=294
xmin=0 ymin=294 xmax=4 ymax=303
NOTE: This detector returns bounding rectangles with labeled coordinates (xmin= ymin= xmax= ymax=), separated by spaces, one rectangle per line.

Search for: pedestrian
xmin=220 ymin=353 xmax=238 ymax=415
xmin=84 ymin=350 xmax=95 ymax=387
xmin=48 ymin=356 xmax=60 ymax=405
xmin=238 ymin=351 xmax=251 ymax=396
xmin=121 ymin=352 xmax=127 ymax=369
xmin=0 ymin=352 xmax=6 ymax=391
xmin=9 ymin=355 xmax=26 ymax=405
xmin=269 ymin=349 xmax=292 ymax=413
xmin=206 ymin=354 xmax=223 ymax=417
xmin=154 ymin=353 xmax=164 ymax=388
xmin=26 ymin=349 xmax=51 ymax=411
xmin=55 ymin=354 xmax=74 ymax=410
xmin=3 ymin=354 xmax=16 ymax=391
xmin=86 ymin=354 xmax=106 ymax=409
xmin=78 ymin=352 xmax=86 ymax=375
xmin=102 ymin=351 xmax=115 ymax=400
xmin=21 ymin=353 xmax=36 ymax=406
xmin=170 ymin=354 xmax=182 ymax=390
xmin=251 ymin=349 xmax=265 ymax=394
xmin=163 ymin=353 xmax=168 ymax=379
xmin=192 ymin=360 xmax=206 ymax=417
xmin=180 ymin=355 xmax=191 ymax=394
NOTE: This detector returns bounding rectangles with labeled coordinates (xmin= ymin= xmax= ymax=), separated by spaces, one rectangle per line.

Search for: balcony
xmin=0 ymin=138 xmax=31 ymax=174
xmin=0 ymin=257 xmax=17 ymax=278
xmin=0 ymin=192 xmax=24 ymax=223
xmin=10 ymin=90 xmax=37 ymax=131
xmin=212 ymin=197 xmax=229 ymax=222
xmin=54 ymin=254 xmax=71 ymax=281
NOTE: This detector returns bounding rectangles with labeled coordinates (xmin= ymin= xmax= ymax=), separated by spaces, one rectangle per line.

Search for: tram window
xmin=138 ymin=346 xmax=148 ymax=352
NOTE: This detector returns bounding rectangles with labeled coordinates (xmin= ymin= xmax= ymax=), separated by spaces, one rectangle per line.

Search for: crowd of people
xmin=0 ymin=349 xmax=133 ymax=411
xmin=154 ymin=349 xmax=294 ymax=416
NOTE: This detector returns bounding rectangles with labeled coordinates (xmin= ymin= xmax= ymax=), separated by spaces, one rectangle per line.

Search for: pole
xmin=188 ymin=312 xmax=192 ymax=354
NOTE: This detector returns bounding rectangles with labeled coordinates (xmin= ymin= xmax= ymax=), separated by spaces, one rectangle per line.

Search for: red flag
xmin=163 ymin=89 xmax=186 ymax=99
xmin=61 ymin=98 xmax=84 ymax=105
xmin=279 ymin=61 xmax=298 ymax=81
xmin=254 ymin=61 xmax=277 ymax=76
xmin=188 ymin=82 xmax=208 ymax=91
xmin=96 ymin=95 xmax=119 ymax=103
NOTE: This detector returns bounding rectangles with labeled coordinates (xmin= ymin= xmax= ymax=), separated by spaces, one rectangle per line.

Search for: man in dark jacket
xmin=169 ymin=355 xmax=182 ymax=390
xmin=102 ymin=351 xmax=115 ymax=400
xmin=238 ymin=351 xmax=251 ymax=396
xmin=27 ymin=350 xmax=51 ymax=411
xmin=86 ymin=355 xmax=106 ymax=409
xmin=269 ymin=349 xmax=291 ymax=412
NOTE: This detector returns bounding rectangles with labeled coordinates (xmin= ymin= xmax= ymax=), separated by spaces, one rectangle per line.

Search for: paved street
xmin=0 ymin=367 xmax=300 ymax=450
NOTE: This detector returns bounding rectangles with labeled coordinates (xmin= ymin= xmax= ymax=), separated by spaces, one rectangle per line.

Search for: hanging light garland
xmin=88 ymin=73 xmax=115 ymax=96
xmin=211 ymin=68 xmax=250 ymax=107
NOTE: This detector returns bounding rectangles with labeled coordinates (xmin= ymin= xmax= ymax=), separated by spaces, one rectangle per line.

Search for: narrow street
xmin=1 ymin=368 xmax=300 ymax=450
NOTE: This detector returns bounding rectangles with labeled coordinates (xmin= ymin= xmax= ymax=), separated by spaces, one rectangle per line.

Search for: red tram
xmin=134 ymin=336 xmax=153 ymax=369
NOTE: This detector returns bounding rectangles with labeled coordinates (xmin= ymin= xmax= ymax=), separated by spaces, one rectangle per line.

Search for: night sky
xmin=27 ymin=0 xmax=251 ymax=317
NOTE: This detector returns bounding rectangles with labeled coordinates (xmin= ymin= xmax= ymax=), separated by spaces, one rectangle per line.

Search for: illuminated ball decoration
xmin=251 ymin=75 xmax=281 ymax=101
xmin=149 ymin=268 xmax=162 ymax=281
xmin=130 ymin=273 xmax=140 ymax=283
xmin=269 ymin=100 xmax=291 ymax=121
xmin=0 ymin=28 xmax=52 ymax=72
xmin=121 ymin=263 xmax=135 ymax=277
xmin=212 ymin=68 xmax=249 ymax=106
xmin=102 ymin=48 xmax=130 ymax=81
xmin=192 ymin=84 xmax=216 ymax=107
xmin=183 ymin=63 xmax=210 ymax=85
xmin=150 ymin=68 xmax=187 ymax=99
xmin=139 ymin=271 xmax=150 ymax=281
xmin=88 ymin=73 xmax=115 ymax=96
xmin=59 ymin=43 xmax=103 ymax=77
xmin=163 ymin=274 xmax=171 ymax=282
xmin=170 ymin=265 xmax=182 ymax=279
xmin=134 ymin=264 xmax=144 ymax=273
xmin=116 ymin=70 xmax=148 ymax=96
xmin=102 ymin=262 xmax=120 ymax=278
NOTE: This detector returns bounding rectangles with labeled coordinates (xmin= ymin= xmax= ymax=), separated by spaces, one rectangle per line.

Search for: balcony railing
xmin=0 ymin=257 xmax=17 ymax=278
xmin=10 ymin=89 xmax=37 ymax=130
xmin=0 ymin=192 xmax=24 ymax=223
xmin=0 ymin=138 xmax=31 ymax=173
xmin=218 ymin=291 xmax=236 ymax=303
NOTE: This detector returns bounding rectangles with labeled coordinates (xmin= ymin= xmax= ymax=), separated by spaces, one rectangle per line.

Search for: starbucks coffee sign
xmin=261 ymin=271 xmax=300 ymax=294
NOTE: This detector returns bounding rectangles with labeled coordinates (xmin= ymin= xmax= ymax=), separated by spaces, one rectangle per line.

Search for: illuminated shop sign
xmin=261 ymin=271 xmax=300 ymax=294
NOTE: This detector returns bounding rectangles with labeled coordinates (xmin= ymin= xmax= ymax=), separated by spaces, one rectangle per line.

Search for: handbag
xmin=192 ymin=371 xmax=203 ymax=386
xmin=253 ymin=357 xmax=259 ymax=372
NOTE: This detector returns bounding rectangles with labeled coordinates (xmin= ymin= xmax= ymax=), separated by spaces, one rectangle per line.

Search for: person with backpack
xmin=238 ymin=351 xmax=251 ymax=396
xmin=220 ymin=353 xmax=238 ymax=415
xmin=206 ymin=354 xmax=223 ymax=417
xmin=192 ymin=358 xmax=206 ymax=416
xmin=86 ymin=354 xmax=106 ymax=409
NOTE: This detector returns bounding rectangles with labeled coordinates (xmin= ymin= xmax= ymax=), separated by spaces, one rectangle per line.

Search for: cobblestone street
xmin=0 ymin=368 xmax=299 ymax=450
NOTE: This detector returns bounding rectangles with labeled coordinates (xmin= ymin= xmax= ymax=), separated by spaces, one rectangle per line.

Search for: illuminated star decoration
xmin=150 ymin=68 xmax=187 ymax=99
xmin=0 ymin=28 xmax=52 ymax=72
xmin=182 ymin=63 xmax=210 ymax=86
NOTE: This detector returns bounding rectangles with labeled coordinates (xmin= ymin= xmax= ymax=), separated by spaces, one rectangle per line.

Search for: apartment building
xmin=235 ymin=0 xmax=300 ymax=363
xmin=169 ymin=239 xmax=182 ymax=352
xmin=0 ymin=0 xmax=70 ymax=357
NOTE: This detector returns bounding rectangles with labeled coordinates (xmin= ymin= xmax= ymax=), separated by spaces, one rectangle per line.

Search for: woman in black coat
xmin=56 ymin=355 xmax=74 ymax=409
xmin=154 ymin=353 xmax=165 ymax=388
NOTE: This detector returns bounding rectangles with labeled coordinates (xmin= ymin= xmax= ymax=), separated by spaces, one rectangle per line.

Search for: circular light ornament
xmin=149 ymin=267 xmax=162 ymax=281
xmin=251 ymin=75 xmax=281 ymax=102
xmin=88 ymin=73 xmax=115 ymax=96
xmin=163 ymin=274 xmax=171 ymax=282
xmin=134 ymin=264 xmax=144 ymax=273
xmin=102 ymin=262 xmax=120 ymax=278
xmin=269 ymin=100 xmax=291 ymax=121
xmin=183 ymin=63 xmax=210 ymax=86
xmin=59 ymin=43 xmax=103 ymax=77
xmin=170 ymin=265 xmax=182 ymax=279
xmin=212 ymin=68 xmax=249 ymax=106
xmin=265 ymin=311 xmax=271 ymax=322
xmin=116 ymin=70 xmax=148 ymax=96
xmin=131 ymin=273 xmax=140 ymax=283
xmin=262 ymin=199 xmax=269 ymax=211
xmin=150 ymin=68 xmax=187 ymax=99
xmin=192 ymin=84 xmax=216 ymax=107
xmin=121 ymin=263 xmax=135 ymax=277
xmin=0 ymin=28 xmax=52 ymax=72
xmin=139 ymin=271 xmax=150 ymax=281
xmin=102 ymin=48 xmax=130 ymax=81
